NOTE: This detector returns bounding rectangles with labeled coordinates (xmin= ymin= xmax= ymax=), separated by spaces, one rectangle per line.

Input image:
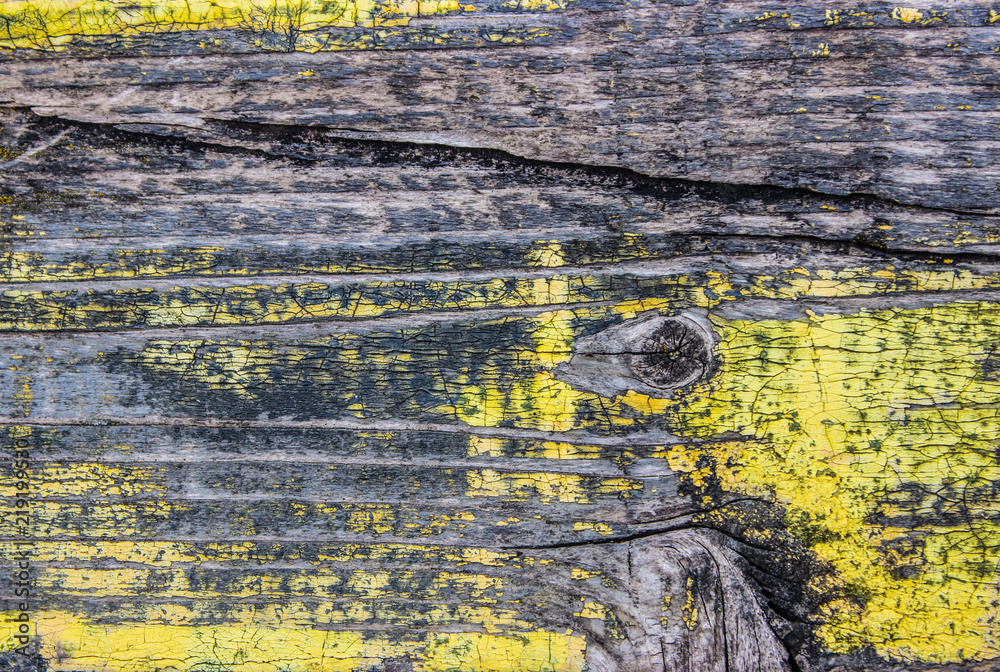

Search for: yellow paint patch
xmin=1 ymin=275 xmax=667 ymax=331
xmin=528 ymin=241 xmax=568 ymax=268
xmin=416 ymin=295 xmax=1000 ymax=662
xmin=468 ymin=435 xmax=506 ymax=457
xmin=33 ymin=567 xmax=506 ymax=600
xmin=0 ymin=539 xmax=531 ymax=569
xmin=25 ymin=268 xmax=1000 ymax=667
xmin=450 ymin=374 xmax=586 ymax=432
xmin=0 ymin=0 xmax=493 ymax=51
xmin=465 ymin=469 xmax=640 ymax=504
xmin=34 ymin=601 xmax=533 ymax=633
xmin=21 ymin=500 xmax=480 ymax=539
xmin=466 ymin=436 xmax=604 ymax=460
xmin=570 ymin=568 xmax=602 ymax=579
xmin=1 ymin=247 xmax=228 ymax=282
xmin=0 ymin=232 xmax=659 ymax=281
xmin=0 ymin=463 xmax=165 ymax=499
xmin=0 ymin=613 xmax=585 ymax=672
xmin=664 ymin=302 xmax=1000 ymax=662
xmin=573 ymin=601 xmax=611 ymax=620
xmin=892 ymin=6 xmax=923 ymax=22
xmin=681 ymin=577 xmax=698 ymax=631
xmin=537 ymin=440 xmax=604 ymax=460
xmin=8 ymin=267 xmax=1000 ymax=332
xmin=572 ymin=522 xmax=614 ymax=535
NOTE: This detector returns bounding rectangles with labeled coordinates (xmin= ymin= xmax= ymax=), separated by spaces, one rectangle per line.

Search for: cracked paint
xmin=0 ymin=0 xmax=572 ymax=51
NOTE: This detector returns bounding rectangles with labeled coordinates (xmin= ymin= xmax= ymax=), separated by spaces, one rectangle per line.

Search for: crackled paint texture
xmin=3 ymin=265 xmax=997 ymax=332
xmin=662 ymin=303 xmax=1000 ymax=662
xmin=0 ymin=0 xmax=455 ymax=48
xmin=449 ymin=299 xmax=1000 ymax=662
xmin=0 ymin=0 xmax=569 ymax=51
xmin=418 ymin=299 xmax=1000 ymax=663
xmin=6 ymin=256 xmax=1000 ymax=667
xmin=4 ymin=4 xmax=1000 ymax=664
xmin=0 ymin=615 xmax=586 ymax=672
xmin=97 ymin=292 xmax=1000 ymax=664
xmin=0 ymin=525 xmax=594 ymax=669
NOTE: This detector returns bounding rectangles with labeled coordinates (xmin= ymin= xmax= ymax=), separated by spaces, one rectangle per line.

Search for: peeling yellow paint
xmin=419 ymin=296 xmax=1000 ymax=662
xmin=467 ymin=436 xmax=603 ymax=460
xmin=574 ymin=601 xmax=611 ymax=620
xmin=14 ymin=262 xmax=1000 ymax=668
xmin=571 ymin=522 xmax=614 ymax=536
xmin=0 ymin=232 xmax=658 ymax=281
xmin=570 ymin=568 xmax=602 ymax=579
xmin=448 ymin=373 xmax=586 ymax=432
xmin=0 ymin=463 xmax=164 ymax=498
xmin=0 ymin=540 xmax=527 ymax=570
xmin=465 ymin=469 xmax=640 ymax=504
xmin=892 ymin=6 xmax=923 ymax=22
xmin=0 ymin=275 xmax=660 ymax=331
xmin=32 ymin=566 xmax=504 ymax=601
xmin=0 ymin=613 xmax=585 ymax=672
xmin=7 ymin=267 xmax=1000 ymax=332
xmin=663 ymin=302 xmax=1000 ymax=662
xmin=19 ymin=500 xmax=483 ymax=539
xmin=528 ymin=241 xmax=569 ymax=268
xmin=681 ymin=577 xmax=698 ymax=631
xmin=0 ymin=0 xmax=571 ymax=51
xmin=467 ymin=435 xmax=506 ymax=457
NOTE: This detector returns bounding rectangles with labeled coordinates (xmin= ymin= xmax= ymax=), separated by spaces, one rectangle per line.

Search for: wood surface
xmin=2 ymin=1 xmax=1000 ymax=670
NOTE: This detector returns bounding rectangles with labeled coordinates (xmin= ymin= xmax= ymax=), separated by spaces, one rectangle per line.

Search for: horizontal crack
xmin=0 ymin=414 xmax=690 ymax=446
xmin=6 ymin=234 xmax=1000 ymax=289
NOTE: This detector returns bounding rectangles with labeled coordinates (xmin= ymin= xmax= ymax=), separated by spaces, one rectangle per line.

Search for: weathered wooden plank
xmin=4 ymin=3 xmax=1000 ymax=211
xmin=3 ymin=2 xmax=1000 ymax=671
xmin=6 ymin=288 xmax=1000 ymax=666
xmin=3 ymin=110 xmax=1000 ymax=294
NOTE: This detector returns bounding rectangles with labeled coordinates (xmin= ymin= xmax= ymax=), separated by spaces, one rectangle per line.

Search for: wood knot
xmin=555 ymin=312 xmax=716 ymax=398
xmin=627 ymin=317 xmax=714 ymax=390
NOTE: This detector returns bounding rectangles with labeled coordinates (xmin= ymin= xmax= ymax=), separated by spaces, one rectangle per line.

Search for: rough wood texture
xmin=2 ymin=1 xmax=1000 ymax=671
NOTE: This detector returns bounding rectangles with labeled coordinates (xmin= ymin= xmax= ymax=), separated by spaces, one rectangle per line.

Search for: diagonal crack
xmin=6 ymin=105 xmax=1000 ymax=223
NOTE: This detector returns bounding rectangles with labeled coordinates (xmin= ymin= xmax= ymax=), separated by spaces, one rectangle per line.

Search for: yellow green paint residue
xmin=663 ymin=302 xmax=1000 ymax=662
xmin=0 ymin=275 xmax=699 ymax=331
xmin=0 ymin=613 xmax=585 ymax=672
xmin=6 ymin=265 xmax=1000 ymax=333
xmin=0 ymin=0 xmax=569 ymax=51
xmin=13 ymin=276 xmax=1000 ymax=665
xmin=465 ymin=468 xmax=640 ymax=503
xmin=0 ymin=0 xmax=455 ymax=49
xmin=426 ymin=298 xmax=1000 ymax=663
xmin=0 ymin=539 xmax=525 ymax=568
